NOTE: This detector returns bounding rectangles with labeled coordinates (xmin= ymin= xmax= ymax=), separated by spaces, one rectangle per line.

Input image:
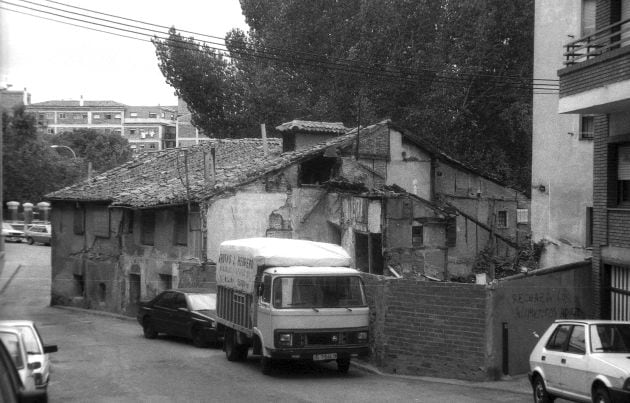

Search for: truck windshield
xmin=272 ymin=276 xmax=366 ymax=309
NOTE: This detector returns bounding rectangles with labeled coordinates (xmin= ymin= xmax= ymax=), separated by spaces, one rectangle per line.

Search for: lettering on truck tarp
xmin=217 ymin=253 xmax=256 ymax=293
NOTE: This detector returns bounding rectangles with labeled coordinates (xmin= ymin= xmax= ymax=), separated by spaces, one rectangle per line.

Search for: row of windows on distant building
xmin=38 ymin=112 xmax=174 ymax=120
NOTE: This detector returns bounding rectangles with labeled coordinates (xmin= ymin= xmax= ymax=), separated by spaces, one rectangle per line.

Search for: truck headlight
xmin=357 ymin=331 xmax=368 ymax=342
xmin=278 ymin=333 xmax=292 ymax=347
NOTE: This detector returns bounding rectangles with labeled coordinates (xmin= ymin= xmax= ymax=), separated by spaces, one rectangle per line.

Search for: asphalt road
xmin=0 ymin=242 xmax=533 ymax=403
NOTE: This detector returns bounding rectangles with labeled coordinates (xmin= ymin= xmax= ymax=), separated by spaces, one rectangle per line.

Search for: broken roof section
xmin=45 ymin=119 xmax=518 ymax=208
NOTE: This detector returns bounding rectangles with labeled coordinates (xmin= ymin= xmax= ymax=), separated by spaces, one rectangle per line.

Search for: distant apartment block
xmin=175 ymin=98 xmax=212 ymax=147
xmin=26 ymin=99 xmax=178 ymax=153
xmin=0 ymin=87 xmax=31 ymax=113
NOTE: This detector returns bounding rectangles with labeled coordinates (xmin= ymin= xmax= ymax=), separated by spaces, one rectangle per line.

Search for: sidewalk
xmin=54 ymin=305 xmax=532 ymax=396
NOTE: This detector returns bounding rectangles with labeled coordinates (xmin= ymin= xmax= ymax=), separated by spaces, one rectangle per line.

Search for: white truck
xmin=215 ymin=238 xmax=370 ymax=374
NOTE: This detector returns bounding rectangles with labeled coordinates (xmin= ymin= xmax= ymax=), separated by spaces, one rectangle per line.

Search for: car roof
xmin=0 ymin=326 xmax=22 ymax=336
xmin=0 ymin=320 xmax=34 ymax=327
xmin=554 ymin=319 xmax=630 ymax=325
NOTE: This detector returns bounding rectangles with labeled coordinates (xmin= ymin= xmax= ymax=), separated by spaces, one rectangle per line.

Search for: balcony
xmin=558 ymin=18 xmax=630 ymax=114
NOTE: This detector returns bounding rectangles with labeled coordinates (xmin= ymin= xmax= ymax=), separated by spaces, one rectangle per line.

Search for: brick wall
xmin=592 ymin=115 xmax=610 ymax=317
xmin=559 ymin=49 xmax=630 ymax=97
xmin=361 ymin=274 xmax=491 ymax=380
xmin=609 ymin=211 xmax=630 ymax=247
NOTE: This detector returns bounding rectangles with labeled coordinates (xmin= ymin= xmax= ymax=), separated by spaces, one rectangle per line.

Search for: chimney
xmin=23 ymin=88 xmax=29 ymax=105
xmin=260 ymin=123 xmax=268 ymax=157
xmin=79 ymin=95 xmax=84 ymax=107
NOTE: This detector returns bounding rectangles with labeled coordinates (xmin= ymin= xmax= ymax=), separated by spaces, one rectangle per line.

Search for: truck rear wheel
xmin=337 ymin=357 xmax=350 ymax=373
xmin=225 ymin=330 xmax=248 ymax=361
xmin=261 ymin=356 xmax=273 ymax=375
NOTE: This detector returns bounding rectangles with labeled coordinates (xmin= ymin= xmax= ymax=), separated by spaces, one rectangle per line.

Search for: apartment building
xmin=26 ymin=99 xmax=177 ymax=153
xmin=556 ymin=0 xmax=630 ymax=319
xmin=532 ymin=0 xmax=595 ymax=268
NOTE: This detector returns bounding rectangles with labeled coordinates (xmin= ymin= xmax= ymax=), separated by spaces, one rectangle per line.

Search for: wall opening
xmin=355 ymin=231 xmax=383 ymax=275
xmin=128 ymin=274 xmax=141 ymax=316
xmin=159 ymin=274 xmax=173 ymax=291
xmin=98 ymin=283 xmax=106 ymax=303
xmin=73 ymin=274 xmax=85 ymax=296
xmin=299 ymin=156 xmax=338 ymax=185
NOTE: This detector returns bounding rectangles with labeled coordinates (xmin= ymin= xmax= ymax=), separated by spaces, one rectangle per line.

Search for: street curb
xmin=52 ymin=305 xmax=136 ymax=322
xmin=351 ymin=360 xmax=531 ymax=396
xmin=52 ymin=305 xmax=530 ymax=396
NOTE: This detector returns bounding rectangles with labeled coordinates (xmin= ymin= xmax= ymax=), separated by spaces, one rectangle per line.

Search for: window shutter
xmin=618 ymin=145 xmax=630 ymax=180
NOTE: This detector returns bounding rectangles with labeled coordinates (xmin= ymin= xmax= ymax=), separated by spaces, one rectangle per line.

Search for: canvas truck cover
xmin=217 ymin=238 xmax=352 ymax=294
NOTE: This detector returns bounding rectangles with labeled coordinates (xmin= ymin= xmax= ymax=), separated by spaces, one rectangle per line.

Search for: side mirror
xmin=258 ymin=283 xmax=264 ymax=296
xmin=28 ymin=361 xmax=41 ymax=370
xmin=44 ymin=344 xmax=58 ymax=353
xmin=177 ymin=307 xmax=189 ymax=312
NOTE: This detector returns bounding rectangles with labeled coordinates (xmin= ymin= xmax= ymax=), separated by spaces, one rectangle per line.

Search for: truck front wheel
xmin=337 ymin=357 xmax=350 ymax=373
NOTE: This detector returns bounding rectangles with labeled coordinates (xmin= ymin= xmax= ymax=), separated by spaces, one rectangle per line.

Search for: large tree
xmin=154 ymin=0 xmax=533 ymax=190
xmin=2 ymin=107 xmax=84 ymax=203
xmin=52 ymin=129 xmax=132 ymax=174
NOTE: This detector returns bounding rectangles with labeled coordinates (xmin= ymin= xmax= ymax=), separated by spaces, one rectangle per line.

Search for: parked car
xmin=0 ymin=321 xmax=57 ymax=397
xmin=529 ymin=319 xmax=630 ymax=403
xmin=2 ymin=223 xmax=24 ymax=243
xmin=23 ymin=225 xmax=51 ymax=246
xmin=0 ymin=338 xmax=41 ymax=403
xmin=137 ymin=289 xmax=220 ymax=347
xmin=0 ymin=327 xmax=48 ymax=402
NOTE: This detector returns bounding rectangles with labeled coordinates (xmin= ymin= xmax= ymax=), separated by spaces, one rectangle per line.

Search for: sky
xmin=0 ymin=0 xmax=248 ymax=106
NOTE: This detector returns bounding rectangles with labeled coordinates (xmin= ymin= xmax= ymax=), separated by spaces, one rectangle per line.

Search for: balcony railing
xmin=564 ymin=17 xmax=630 ymax=65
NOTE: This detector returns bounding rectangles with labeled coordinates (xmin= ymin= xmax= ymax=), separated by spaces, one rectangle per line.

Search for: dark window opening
xmin=159 ymin=274 xmax=173 ymax=291
xmin=580 ymin=115 xmax=594 ymax=140
xmin=412 ymin=224 xmax=423 ymax=247
xmin=497 ymin=211 xmax=508 ymax=228
xmin=73 ymin=207 xmax=85 ymax=235
xmin=299 ymin=156 xmax=338 ymax=185
xmin=446 ymin=217 xmax=457 ymax=247
xmin=282 ymin=133 xmax=296 ymax=153
xmin=98 ymin=283 xmax=106 ymax=302
xmin=586 ymin=207 xmax=593 ymax=247
xmin=355 ymin=231 xmax=383 ymax=275
xmin=124 ymin=210 xmax=134 ymax=234
xmin=174 ymin=207 xmax=188 ymax=246
xmin=141 ymin=210 xmax=155 ymax=245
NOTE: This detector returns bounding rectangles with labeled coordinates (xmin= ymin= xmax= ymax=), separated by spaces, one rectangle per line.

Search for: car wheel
xmin=27 ymin=237 xmax=34 ymax=245
xmin=143 ymin=318 xmax=157 ymax=339
xmin=337 ymin=357 xmax=351 ymax=373
xmin=192 ymin=327 xmax=206 ymax=348
xmin=261 ymin=356 xmax=273 ymax=375
xmin=593 ymin=387 xmax=611 ymax=403
xmin=532 ymin=375 xmax=554 ymax=403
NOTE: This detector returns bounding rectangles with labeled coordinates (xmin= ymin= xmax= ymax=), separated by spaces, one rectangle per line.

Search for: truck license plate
xmin=313 ymin=353 xmax=337 ymax=361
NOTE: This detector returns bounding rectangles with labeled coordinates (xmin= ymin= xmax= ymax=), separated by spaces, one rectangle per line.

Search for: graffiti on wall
xmin=511 ymin=289 xmax=585 ymax=320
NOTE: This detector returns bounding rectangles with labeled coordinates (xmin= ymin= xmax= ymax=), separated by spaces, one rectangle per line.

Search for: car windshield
xmin=187 ymin=294 xmax=216 ymax=311
xmin=15 ymin=326 xmax=41 ymax=354
xmin=590 ymin=324 xmax=630 ymax=353
xmin=0 ymin=332 xmax=24 ymax=368
xmin=272 ymin=276 xmax=366 ymax=309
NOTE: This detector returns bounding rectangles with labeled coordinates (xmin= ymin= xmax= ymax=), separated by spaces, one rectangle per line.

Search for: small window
xmin=74 ymin=113 xmax=82 ymax=119
xmin=517 ymin=209 xmax=529 ymax=224
xmin=149 ymin=130 xmax=155 ymax=137
xmin=141 ymin=210 xmax=155 ymax=245
xmin=38 ymin=113 xmax=44 ymax=120
xmin=159 ymin=274 xmax=172 ymax=291
xmin=412 ymin=223 xmax=423 ymax=247
xmin=46 ymin=128 xmax=54 ymax=135
xmin=130 ymin=112 xmax=138 ymax=118
xmin=114 ymin=114 xmax=121 ymax=119
xmin=446 ymin=217 xmax=457 ymax=247
xmin=497 ymin=211 xmax=508 ymax=228
xmin=580 ymin=115 xmax=594 ymax=140
xmin=58 ymin=113 xmax=66 ymax=119
xmin=113 ymin=129 xmax=121 ymax=135
xmin=93 ymin=113 xmax=100 ymax=119
xmin=149 ymin=143 xmax=156 ymax=149
xmin=586 ymin=206 xmax=593 ymax=247
xmin=618 ymin=145 xmax=630 ymax=205
xmin=173 ymin=208 xmax=188 ymax=246
xmin=130 ymin=129 xmax=136 ymax=135
xmin=105 ymin=114 xmax=112 ymax=120
xmin=149 ymin=113 xmax=157 ymax=118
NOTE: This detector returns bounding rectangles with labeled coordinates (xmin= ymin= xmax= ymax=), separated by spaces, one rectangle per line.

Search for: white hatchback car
xmin=529 ymin=320 xmax=630 ymax=403
xmin=0 ymin=321 xmax=57 ymax=399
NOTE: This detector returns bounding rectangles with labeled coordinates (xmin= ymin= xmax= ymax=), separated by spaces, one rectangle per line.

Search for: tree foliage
xmin=153 ymin=0 xmax=533 ymax=190
xmin=2 ymin=107 xmax=84 ymax=203
xmin=52 ymin=129 xmax=132 ymax=173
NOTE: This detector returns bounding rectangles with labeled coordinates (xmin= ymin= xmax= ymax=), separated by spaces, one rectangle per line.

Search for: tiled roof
xmin=275 ymin=120 xmax=348 ymax=134
xmin=28 ymin=100 xmax=127 ymax=108
xmin=45 ymin=130 xmax=360 ymax=207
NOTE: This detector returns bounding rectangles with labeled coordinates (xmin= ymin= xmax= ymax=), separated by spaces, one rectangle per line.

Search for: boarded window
xmin=446 ymin=217 xmax=457 ymax=247
xmin=93 ymin=206 xmax=110 ymax=238
xmin=141 ymin=210 xmax=155 ymax=245
xmin=173 ymin=208 xmax=188 ymax=246
xmin=497 ymin=211 xmax=508 ymax=228
xmin=517 ymin=209 xmax=529 ymax=224
xmin=73 ymin=207 xmax=85 ymax=235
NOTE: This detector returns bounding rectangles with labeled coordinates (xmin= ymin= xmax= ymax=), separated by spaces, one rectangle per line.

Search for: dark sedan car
xmin=137 ymin=289 xmax=219 ymax=347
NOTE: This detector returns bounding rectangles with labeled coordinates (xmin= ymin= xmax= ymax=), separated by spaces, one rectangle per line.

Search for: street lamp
xmin=50 ymin=145 xmax=77 ymax=159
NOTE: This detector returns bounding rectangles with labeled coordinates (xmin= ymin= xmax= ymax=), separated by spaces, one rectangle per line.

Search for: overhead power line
xmin=2 ymin=0 xmax=559 ymax=94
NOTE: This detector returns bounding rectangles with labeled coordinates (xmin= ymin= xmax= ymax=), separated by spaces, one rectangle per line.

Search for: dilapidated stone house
xmin=46 ymin=119 xmax=529 ymax=316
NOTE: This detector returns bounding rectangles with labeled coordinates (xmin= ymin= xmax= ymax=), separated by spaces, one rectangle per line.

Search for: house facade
xmin=532 ymin=0 xmax=595 ymax=268
xmin=26 ymin=99 xmax=177 ymax=153
xmin=556 ymin=0 xmax=630 ymax=319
